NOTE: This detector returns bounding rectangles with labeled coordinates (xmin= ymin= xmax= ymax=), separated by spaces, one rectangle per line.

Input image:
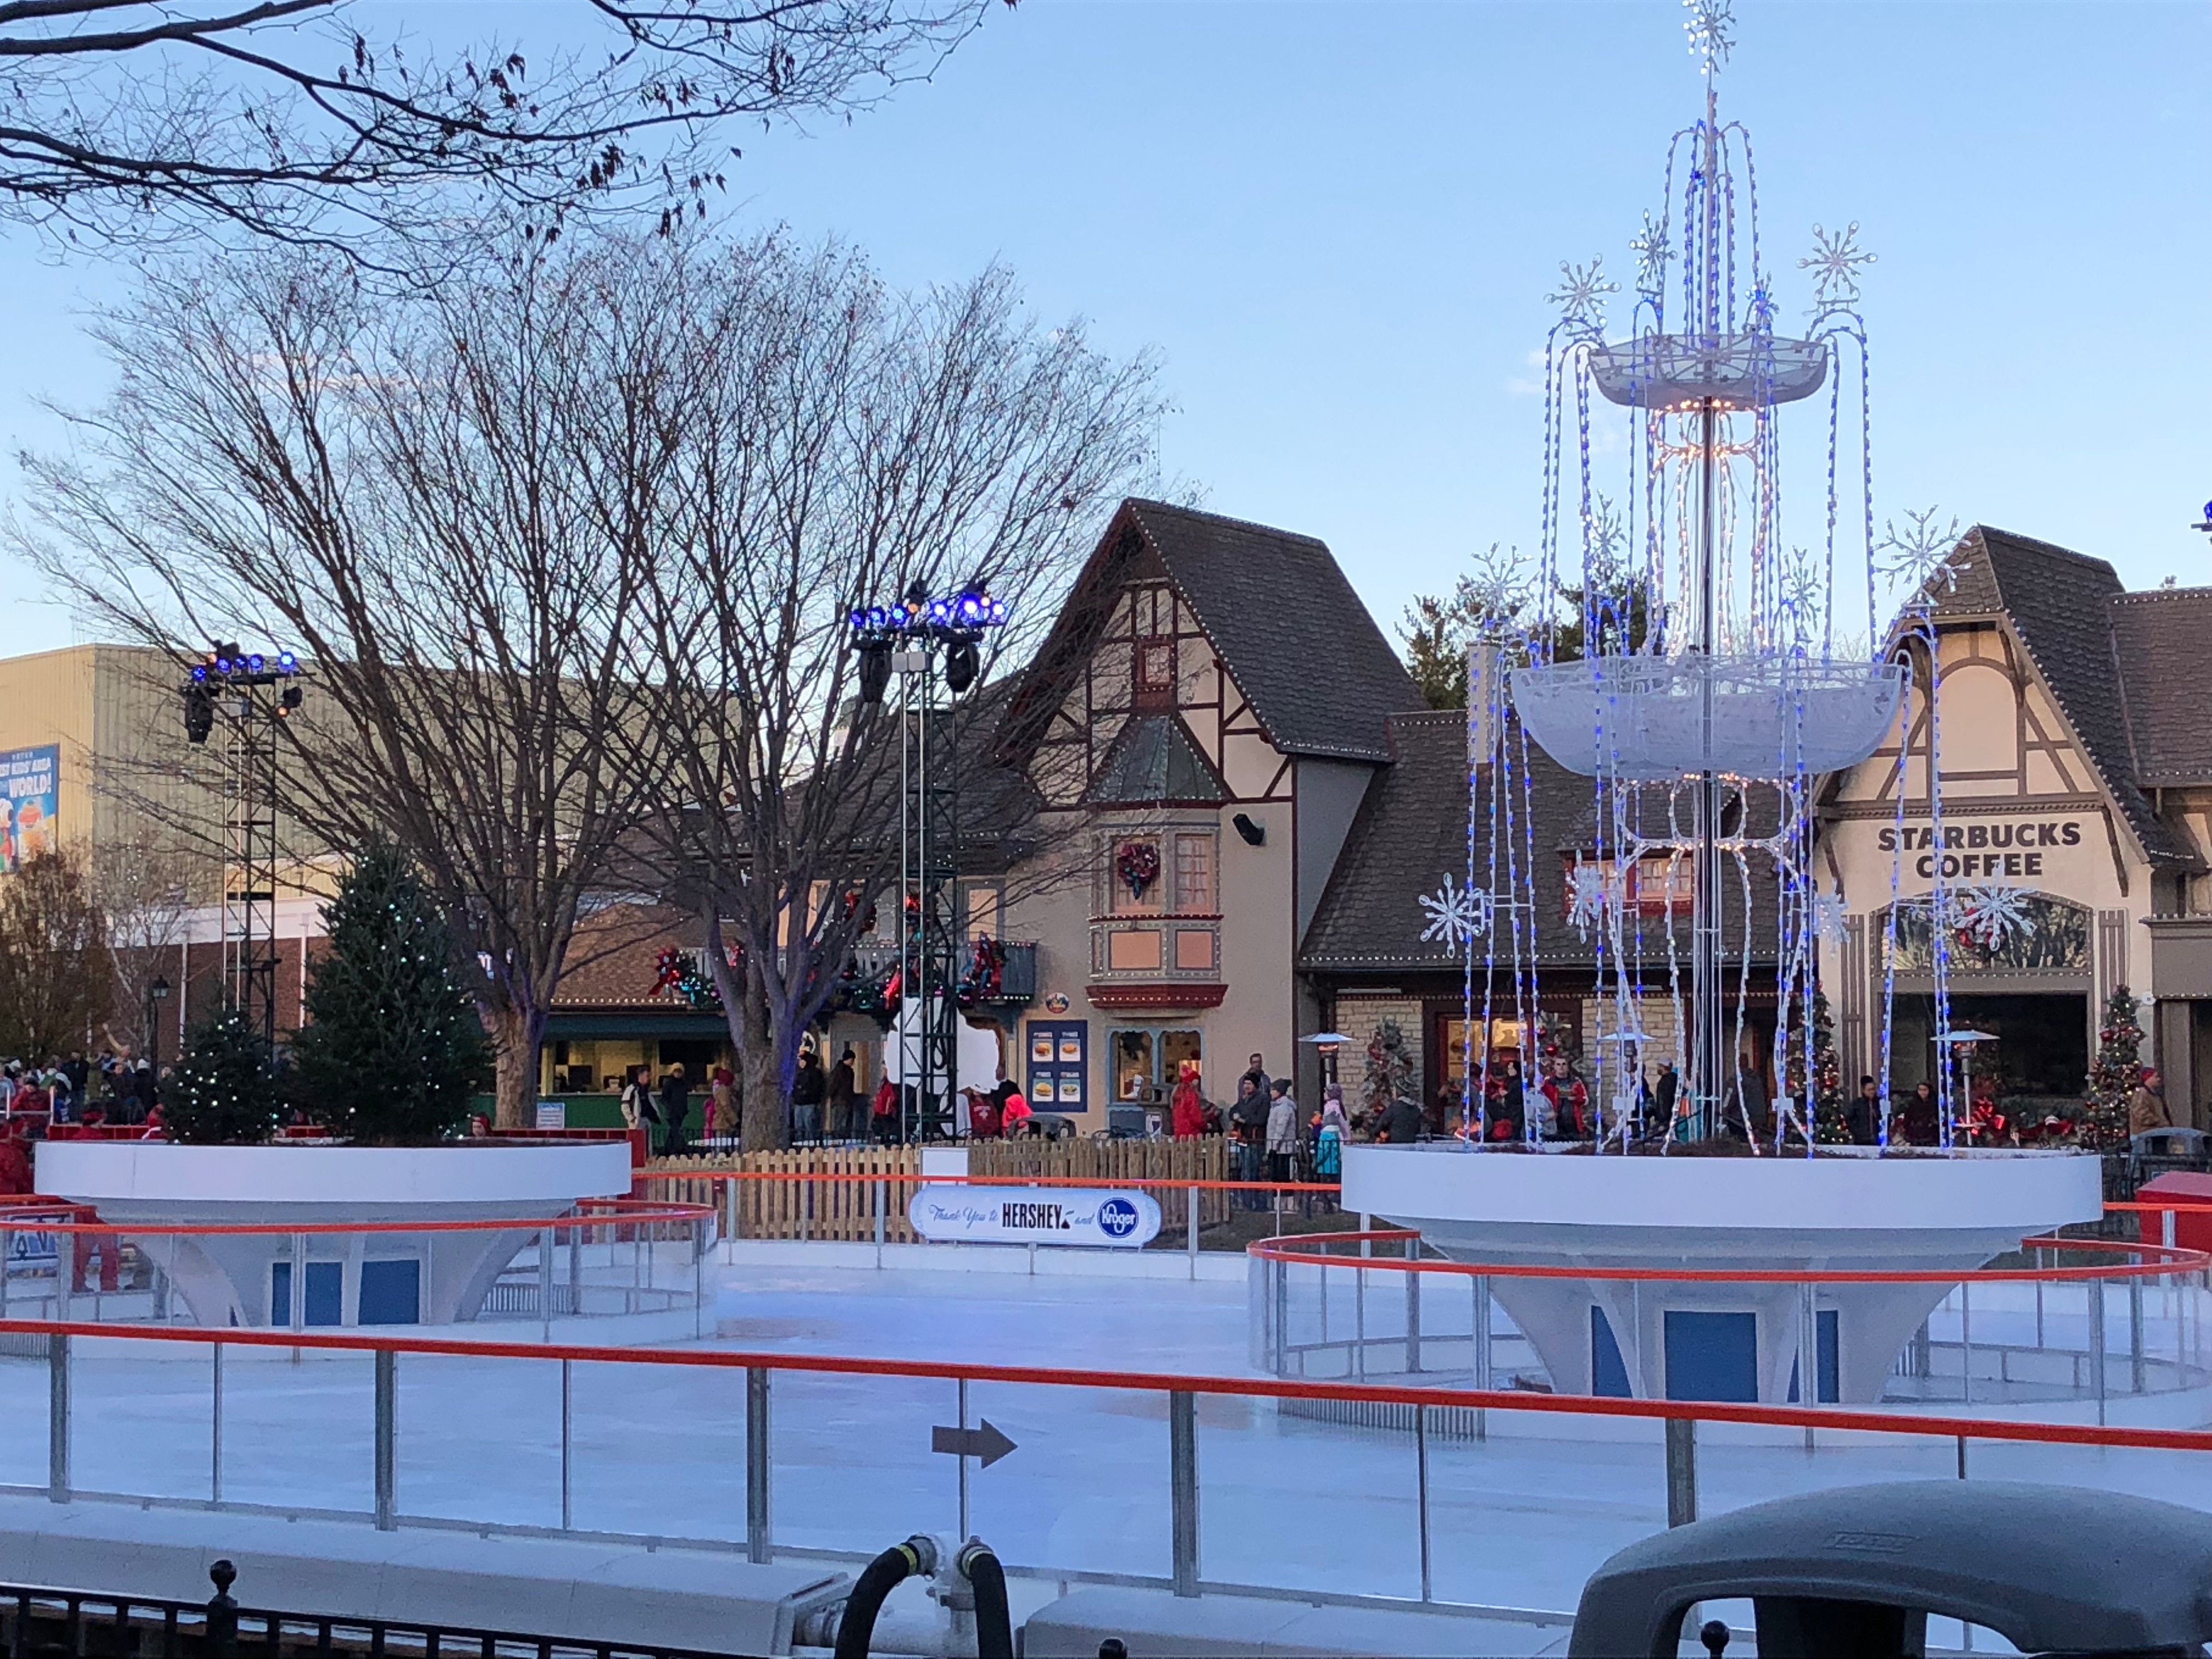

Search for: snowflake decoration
xmin=1629 ymin=210 xmax=1672 ymax=297
xmin=1566 ymin=861 xmax=1614 ymax=940
xmin=1810 ymin=889 xmax=1850 ymax=949
xmin=1683 ymin=0 xmax=1734 ymax=73
xmin=1466 ymin=541 xmax=1531 ymax=637
xmin=1877 ymin=505 xmax=1965 ymax=596
xmin=1948 ymin=883 xmax=2033 ymax=951
xmin=1418 ymin=874 xmax=1487 ymax=950
xmin=1546 ymin=257 xmax=1618 ymax=331
xmin=1798 ymin=221 xmax=1876 ymax=313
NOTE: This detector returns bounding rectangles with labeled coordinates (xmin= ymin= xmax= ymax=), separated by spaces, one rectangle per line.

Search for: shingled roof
xmin=999 ymin=499 xmax=1424 ymax=766
xmin=1299 ymin=710 xmax=1777 ymax=973
xmin=1086 ymin=714 xmax=1229 ymax=807
xmin=1928 ymin=527 xmax=2193 ymax=864
xmin=2109 ymin=588 xmax=2212 ymax=787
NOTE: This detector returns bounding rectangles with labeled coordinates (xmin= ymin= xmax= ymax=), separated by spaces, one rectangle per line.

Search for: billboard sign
xmin=0 ymin=744 xmax=58 ymax=873
xmin=907 ymin=1184 xmax=1162 ymax=1249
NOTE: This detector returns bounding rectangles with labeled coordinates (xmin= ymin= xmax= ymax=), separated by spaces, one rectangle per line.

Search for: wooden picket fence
xmin=646 ymin=1135 xmax=1244 ymax=1244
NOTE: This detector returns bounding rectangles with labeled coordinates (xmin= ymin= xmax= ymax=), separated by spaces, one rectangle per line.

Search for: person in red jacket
xmin=1170 ymin=1061 xmax=1207 ymax=1138
xmin=0 ymin=1120 xmax=31 ymax=1196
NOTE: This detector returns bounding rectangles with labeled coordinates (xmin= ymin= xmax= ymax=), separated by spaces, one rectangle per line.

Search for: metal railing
xmin=1245 ymin=1224 xmax=2212 ymax=1421
xmin=0 ymin=1200 xmax=718 ymax=1336
xmin=1 ymin=1561 xmax=735 ymax=1658
xmin=7 ymin=1315 xmax=2212 ymax=1622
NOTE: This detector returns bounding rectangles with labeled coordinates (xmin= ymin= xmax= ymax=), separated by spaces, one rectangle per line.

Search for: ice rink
xmin=3 ymin=1260 xmax=2205 ymax=1618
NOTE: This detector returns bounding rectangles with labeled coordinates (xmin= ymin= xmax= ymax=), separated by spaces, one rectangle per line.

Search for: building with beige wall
xmin=991 ymin=500 xmax=1424 ymax=1115
xmin=1817 ymin=527 xmax=2212 ymax=1123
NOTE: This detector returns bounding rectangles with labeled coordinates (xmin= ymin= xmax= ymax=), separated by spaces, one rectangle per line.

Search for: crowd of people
xmin=0 ymin=1048 xmax=170 ymax=1195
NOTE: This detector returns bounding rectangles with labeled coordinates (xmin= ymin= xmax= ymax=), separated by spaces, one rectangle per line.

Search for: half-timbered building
xmin=1818 ymin=527 xmax=2212 ymax=1122
xmin=993 ymin=499 xmax=1425 ymax=1113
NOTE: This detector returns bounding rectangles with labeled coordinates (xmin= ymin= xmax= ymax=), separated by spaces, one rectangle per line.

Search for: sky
xmin=1 ymin=0 xmax=2208 ymax=652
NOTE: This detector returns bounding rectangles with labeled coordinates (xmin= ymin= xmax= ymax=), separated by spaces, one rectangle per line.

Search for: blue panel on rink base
xmin=358 ymin=1259 xmax=422 ymax=1325
xmin=270 ymin=1260 xmax=343 ymax=1327
xmin=1787 ymin=1308 xmax=1842 ymax=1404
xmin=1591 ymin=1305 xmax=1633 ymax=1397
xmin=1663 ymin=1310 xmax=1759 ymax=1402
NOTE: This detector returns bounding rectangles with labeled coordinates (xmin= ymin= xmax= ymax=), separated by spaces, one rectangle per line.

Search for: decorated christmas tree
xmin=1362 ymin=1018 xmax=1416 ymax=1117
xmin=1801 ymin=989 xmax=1848 ymax=1145
xmin=2083 ymin=985 xmax=2145 ymax=1152
xmin=290 ymin=840 xmax=492 ymax=1143
xmin=165 ymin=1003 xmax=281 ymax=1145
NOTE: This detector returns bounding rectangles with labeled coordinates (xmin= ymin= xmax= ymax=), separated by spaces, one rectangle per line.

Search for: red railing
xmin=1249 ymin=1226 xmax=2210 ymax=1285
xmin=2 ymin=1313 xmax=2209 ymax=1454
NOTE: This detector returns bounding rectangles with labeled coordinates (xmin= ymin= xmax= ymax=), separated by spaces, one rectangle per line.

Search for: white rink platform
xmin=3 ymin=1259 xmax=2207 ymax=1626
xmin=1339 ymin=1146 xmax=2108 ymax=1405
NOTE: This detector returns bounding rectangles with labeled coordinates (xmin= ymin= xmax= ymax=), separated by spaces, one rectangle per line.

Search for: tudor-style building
xmin=994 ymin=499 xmax=1425 ymax=1113
xmin=1818 ymin=527 xmax=2212 ymax=1122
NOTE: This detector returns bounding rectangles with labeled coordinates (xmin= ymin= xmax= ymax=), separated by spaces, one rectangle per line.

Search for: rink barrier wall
xmin=3 ymin=1312 xmax=2212 ymax=1625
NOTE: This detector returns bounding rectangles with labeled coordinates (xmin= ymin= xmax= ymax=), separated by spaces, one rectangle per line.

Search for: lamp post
xmin=148 ymin=976 xmax=171 ymax=1073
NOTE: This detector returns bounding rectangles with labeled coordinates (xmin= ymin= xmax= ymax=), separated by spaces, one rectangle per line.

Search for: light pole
xmin=849 ymin=586 xmax=1007 ymax=1142
xmin=148 ymin=975 xmax=171 ymax=1116
xmin=180 ymin=645 xmax=304 ymax=1057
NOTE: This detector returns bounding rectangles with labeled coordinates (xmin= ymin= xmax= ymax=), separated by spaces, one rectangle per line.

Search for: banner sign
xmin=0 ymin=744 xmax=59 ymax=873
xmin=907 ymin=1185 xmax=1162 ymax=1249
xmin=5 ymin=1228 xmax=58 ymax=1272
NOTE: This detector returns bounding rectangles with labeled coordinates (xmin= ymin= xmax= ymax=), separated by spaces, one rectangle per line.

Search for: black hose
xmin=960 ymin=1542 xmax=1014 ymax=1659
xmin=832 ymin=1537 xmax=930 ymax=1659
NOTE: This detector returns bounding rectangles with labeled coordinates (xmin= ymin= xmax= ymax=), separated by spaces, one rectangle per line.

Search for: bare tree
xmin=89 ymin=832 xmax=200 ymax=1057
xmin=0 ymin=1 xmax=1008 ymax=246
xmin=0 ymin=848 xmax=109 ymax=1060
xmin=13 ymin=232 xmax=695 ymax=1123
xmin=623 ymin=236 xmax=1164 ymax=1148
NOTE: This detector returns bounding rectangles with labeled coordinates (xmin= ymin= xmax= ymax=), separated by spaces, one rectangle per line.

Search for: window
xmin=1136 ymin=637 xmax=1176 ymax=698
xmin=1561 ymin=855 xmax=1693 ymax=919
xmin=1108 ymin=1026 xmax=1201 ymax=1101
xmin=1109 ymin=838 xmax=1164 ymax=915
xmin=1172 ymin=833 xmax=1214 ymax=913
xmin=1634 ymin=855 xmax=1694 ymax=915
xmin=1111 ymin=1029 xmax=1156 ymax=1101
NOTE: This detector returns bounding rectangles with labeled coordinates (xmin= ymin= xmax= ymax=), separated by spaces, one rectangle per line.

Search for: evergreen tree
xmin=2083 ymin=985 xmax=2145 ymax=1152
xmin=165 ymin=1005 xmax=280 ymax=1145
xmin=1802 ymin=990 xmax=1848 ymax=1144
xmin=1362 ymin=1019 xmax=1417 ymax=1116
xmin=291 ymin=841 xmax=493 ymax=1144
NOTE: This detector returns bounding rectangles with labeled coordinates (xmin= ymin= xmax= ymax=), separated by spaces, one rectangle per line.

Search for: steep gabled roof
xmin=1085 ymin=714 xmax=1230 ymax=808
xmin=1927 ymin=527 xmax=2190 ymax=865
xmin=999 ymin=499 xmax=1423 ymax=767
xmin=2108 ymin=588 xmax=2212 ymax=786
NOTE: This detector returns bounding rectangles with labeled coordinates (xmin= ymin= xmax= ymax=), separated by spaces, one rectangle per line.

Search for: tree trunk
xmin=484 ymin=1000 xmax=543 ymax=1129
xmin=740 ymin=1039 xmax=787 ymax=1153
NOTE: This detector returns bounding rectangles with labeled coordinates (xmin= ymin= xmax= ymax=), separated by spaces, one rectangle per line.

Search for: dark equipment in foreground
xmin=1567 ymin=1480 xmax=2212 ymax=1657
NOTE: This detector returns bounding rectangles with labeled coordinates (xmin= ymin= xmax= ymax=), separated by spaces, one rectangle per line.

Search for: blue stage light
xmin=213 ymin=657 xmax=232 ymax=675
xmin=277 ymin=652 xmax=297 ymax=673
xmin=246 ymin=653 xmax=264 ymax=674
xmin=191 ymin=664 xmax=208 ymax=682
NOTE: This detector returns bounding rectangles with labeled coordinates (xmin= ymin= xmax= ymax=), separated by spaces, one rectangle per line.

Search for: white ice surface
xmin=4 ymin=1263 xmax=2206 ymax=1620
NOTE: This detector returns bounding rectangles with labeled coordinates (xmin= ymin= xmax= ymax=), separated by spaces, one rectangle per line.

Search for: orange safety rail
xmin=0 ymin=1198 xmax=713 ymax=1238
xmin=1248 ymin=1226 xmax=2210 ymax=1284
xmin=635 ymin=1169 xmax=1341 ymax=1192
xmin=2 ymin=1312 xmax=2210 ymax=1455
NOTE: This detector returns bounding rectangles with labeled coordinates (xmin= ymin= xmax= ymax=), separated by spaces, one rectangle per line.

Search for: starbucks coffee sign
xmin=1877 ymin=818 xmax=2085 ymax=882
